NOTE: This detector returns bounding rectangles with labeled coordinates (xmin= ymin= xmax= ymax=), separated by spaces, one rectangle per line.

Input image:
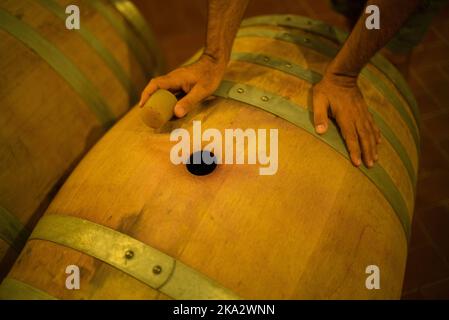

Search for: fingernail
xmin=175 ymin=105 xmax=185 ymax=117
xmin=316 ymin=124 xmax=325 ymax=133
xmin=368 ymin=160 xmax=373 ymax=167
xmin=374 ymin=154 xmax=379 ymax=161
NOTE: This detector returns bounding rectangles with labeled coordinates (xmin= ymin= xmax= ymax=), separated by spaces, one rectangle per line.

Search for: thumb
xmin=174 ymin=85 xmax=208 ymax=117
xmin=312 ymin=89 xmax=330 ymax=134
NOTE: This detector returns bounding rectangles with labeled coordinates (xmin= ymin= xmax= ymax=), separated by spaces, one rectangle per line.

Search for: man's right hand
xmin=138 ymin=55 xmax=227 ymax=118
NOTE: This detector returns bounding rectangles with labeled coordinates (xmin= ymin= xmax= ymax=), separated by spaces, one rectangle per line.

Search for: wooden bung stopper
xmin=140 ymin=89 xmax=177 ymax=129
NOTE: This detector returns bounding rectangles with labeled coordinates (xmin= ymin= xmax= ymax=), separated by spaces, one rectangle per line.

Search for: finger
xmin=139 ymin=78 xmax=161 ymax=107
xmin=372 ymin=118 xmax=382 ymax=144
xmin=312 ymin=88 xmax=329 ymax=134
xmin=367 ymin=112 xmax=382 ymax=144
xmin=367 ymin=118 xmax=380 ymax=161
xmin=364 ymin=118 xmax=378 ymax=162
xmin=174 ymin=85 xmax=209 ymax=117
xmin=340 ymin=121 xmax=362 ymax=167
xmin=181 ymin=82 xmax=193 ymax=94
xmin=139 ymin=76 xmax=182 ymax=108
xmin=356 ymin=122 xmax=376 ymax=168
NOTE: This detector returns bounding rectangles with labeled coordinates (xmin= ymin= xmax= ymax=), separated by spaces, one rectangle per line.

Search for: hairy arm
xmin=329 ymin=0 xmax=421 ymax=77
xmin=203 ymin=0 xmax=249 ymax=64
xmin=139 ymin=0 xmax=249 ymax=117
xmin=313 ymin=0 xmax=421 ymax=167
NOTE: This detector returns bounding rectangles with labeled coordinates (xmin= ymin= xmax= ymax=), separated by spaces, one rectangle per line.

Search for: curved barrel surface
xmin=1 ymin=15 xmax=418 ymax=299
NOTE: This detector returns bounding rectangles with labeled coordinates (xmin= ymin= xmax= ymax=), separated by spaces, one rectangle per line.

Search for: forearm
xmin=327 ymin=0 xmax=421 ymax=81
xmin=203 ymin=0 xmax=250 ymax=65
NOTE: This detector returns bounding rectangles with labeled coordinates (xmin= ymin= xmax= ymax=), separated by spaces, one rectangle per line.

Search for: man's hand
xmin=138 ymin=55 xmax=226 ymax=118
xmin=139 ymin=0 xmax=249 ymax=117
xmin=310 ymin=0 xmax=421 ymax=168
xmin=312 ymin=73 xmax=381 ymax=168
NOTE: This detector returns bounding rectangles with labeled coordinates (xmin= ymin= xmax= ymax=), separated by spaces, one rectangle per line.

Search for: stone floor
xmin=134 ymin=0 xmax=449 ymax=299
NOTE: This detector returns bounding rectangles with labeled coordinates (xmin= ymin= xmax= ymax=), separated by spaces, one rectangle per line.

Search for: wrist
xmin=193 ymin=54 xmax=227 ymax=86
xmin=197 ymin=54 xmax=227 ymax=79
xmin=202 ymin=49 xmax=229 ymax=67
xmin=323 ymin=57 xmax=361 ymax=88
xmin=323 ymin=66 xmax=358 ymax=88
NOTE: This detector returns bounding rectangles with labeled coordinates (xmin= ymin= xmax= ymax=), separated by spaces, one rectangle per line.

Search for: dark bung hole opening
xmin=186 ymin=151 xmax=217 ymax=176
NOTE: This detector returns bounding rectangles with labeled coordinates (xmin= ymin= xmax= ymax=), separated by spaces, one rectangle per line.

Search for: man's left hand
xmin=312 ymin=73 xmax=382 ymax=168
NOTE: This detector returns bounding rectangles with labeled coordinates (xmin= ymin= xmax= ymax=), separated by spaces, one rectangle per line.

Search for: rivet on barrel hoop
xmin=153 ymin=265 xmax=162 ymax=275
xmin=263 ymin=56 xmax=270 ymax=62
xmin=125 ymin=250 xmax=134 ymax=259
xmin=261 ymin=96 xmax=269 ymax=102
xmin=285 ymin=63 xmax=292 ymax=68
xmin=237 ymin=88 xmax=245 ymax=94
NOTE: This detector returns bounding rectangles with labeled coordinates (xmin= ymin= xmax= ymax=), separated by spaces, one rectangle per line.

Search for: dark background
xmin=132 ymin=0 xmax=449 ymax=299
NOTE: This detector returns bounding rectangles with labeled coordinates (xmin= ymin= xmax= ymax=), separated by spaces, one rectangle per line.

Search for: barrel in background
xmin=0 ymin=0 xmax=163 ymax=278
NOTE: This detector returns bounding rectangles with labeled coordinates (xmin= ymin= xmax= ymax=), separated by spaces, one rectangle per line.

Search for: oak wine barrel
xmin=0 ymin=14 xmax=419 ymax=299
xmin=0 ymin=0 xmax=163 ymax=278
